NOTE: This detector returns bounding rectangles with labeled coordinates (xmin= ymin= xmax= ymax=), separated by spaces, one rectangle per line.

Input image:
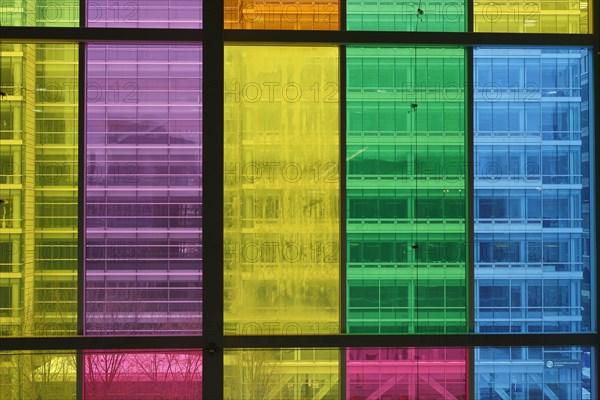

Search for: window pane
xmin=83 ymin=350 xmax=202 ymax=399
xmin=475 ymin=347 xmax=593 ymax=400
xmin=347 ymin=47 xmax=468 ymax=334
xmin=1 ymin=43 xmax=78 ymax=337
xmin=347 ymin=347 xmax=468 ymax=399
xmin=474 ymin=1 xmax=591 ymax=33
xmin=474 ymin=48 xmax=593 ymax=333
xmin=224 ymin=0 xmax=339 ymax=30
xmin=88 ymin=0 xmax=202 ymax=28
xmin=0 ymin=351 xmax=76 ymax=399
xmin=85 ymin=44 xmax=203 ymax=335
xmin=347 ymin=0 xmax=466 ymax=31
xmin=224 ymin=348 xmax=339 ymax=399
xmin=0 ymin=0 xmax=78 ymax=26
xmin=224 ymin=46 xmax=340 ymax=335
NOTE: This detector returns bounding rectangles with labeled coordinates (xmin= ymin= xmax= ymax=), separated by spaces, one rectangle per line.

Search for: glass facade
xmin=347 ymin=347 xmax=468 ymax=399
xmin=473 ymin=1 xmax=592 ymax=33
xmin=224 ymin=46 xmax=340 ymax=335
xmin=346 ymin=47 xmax=468 ymax=334
xmin=1 ymin=1 xmax=597 ymax=398
xmin=0 ymin=43 xmax=79 ymax=337
xmin=87 ymin=0 xmax=202 ymax=28
xmin=347 ymin=0 xmax=466 ymax=31
xmin=474 ymin=47 xmax=593 ymax=400
xmin=224 ymin=0 xmax=339 ymax=29
xmin=0 ymin=351 xmax=77 ymax=399
xmin=474 ymin=48 xmax=593 ymax=334
xmin=83 ymin=350 xmax=202 ymax=399
xmin=224 ymin=348 xmax=339 ymax=399
xmin=0 ymin=0 xmax=79 ymax=26
xmin=85 ymin=44 xmax=203 ymax=335
xmin=475 ymin=347 xmax=592 ymax=400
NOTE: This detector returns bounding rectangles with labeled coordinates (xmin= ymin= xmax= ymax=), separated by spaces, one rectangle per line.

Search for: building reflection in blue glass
xmin=474 ymin=47 xmax=594 ymax=399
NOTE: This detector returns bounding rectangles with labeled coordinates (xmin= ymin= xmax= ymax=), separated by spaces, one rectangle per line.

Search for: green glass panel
xmin=346 ymin=47 xmax=468 ymax=334
xmin=347 ymin=0 xmax=466 ymax=32
xmin=0 ymin=1 xmax=79 ymax=27
xmin=0 ymin=43 xmax=78 ymax=336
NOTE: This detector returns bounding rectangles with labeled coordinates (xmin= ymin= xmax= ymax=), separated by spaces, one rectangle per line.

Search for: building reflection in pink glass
xmin=85 ymin=44 xmax=202 ymax=335
xmin=347 ymin=348 xmax=468 ymax=400
xmin=83 ymin=350 xmax=202 ymax=399
xmin=87 ymin=0 xmax=202 ymax=28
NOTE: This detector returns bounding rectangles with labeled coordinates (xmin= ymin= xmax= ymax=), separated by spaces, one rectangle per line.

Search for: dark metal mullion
xmin=202 ymin=0 xmax=224 ymax=398
xmin=339 ymin=45 xmax=347 ymax=335
xmin=467 ymin=0 xmax=473 ymax=32
xmin=466 ymin=47 xmax=474 ymax=334
xmin=76 ymin=41 xmax=86 ymax=400
xmin=339 ymin=347 xmax=347 ymax=399
xmin=76 ymin=44 xmax=86 ymax=337
xmin=79 ymin=0 xmax=86 ymax=27
xmin=1 ymin=333 xmax=597 ymax=350
xmin=592 ymin=0 xmax=600 ymax=392
xmin=2 ymin=27 xmax=599 ymax=47
xmin=468 ymin=347 xmax=475 ymax=400
xmin=222 ymin=31 xmax=598 ymax=46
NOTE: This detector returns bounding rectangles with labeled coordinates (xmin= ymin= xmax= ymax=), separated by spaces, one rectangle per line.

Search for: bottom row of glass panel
xmin=0 ymin=347 xmax=593 ymax=399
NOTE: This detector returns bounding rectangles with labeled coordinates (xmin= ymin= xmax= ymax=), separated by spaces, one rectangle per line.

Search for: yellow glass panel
xmin=473 ymin=1 xmax=591 ymax=33
xmin=0 ymin=351 xmax=76 ymax=399
xmin=224 ymin=46 xmax=340 ymax=335
xmin=224 ymin=348 xmax=340 ymax=399
xmin=1 ymin=43 xmax=78 ymax=337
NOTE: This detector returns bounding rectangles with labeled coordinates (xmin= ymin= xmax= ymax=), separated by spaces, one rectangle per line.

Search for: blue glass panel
xmin=474 ymin=48 xmax=594 ymax=334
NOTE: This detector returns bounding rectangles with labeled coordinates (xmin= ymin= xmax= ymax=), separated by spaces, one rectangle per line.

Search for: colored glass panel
xmin=224 ymin=348 xmax=339 ymax=399
xmin=0 ymin=351 xmax=77 ymax=399
xmin=83 ymin=350 xmax=202 ymax=399
xmin=346 ymin=47 xmax=468 ymax=334
xmin=88 ymin=0 xmax=202 ymax=28
xmin=85 ymin=44 xmax=202 ymax=335
xmin=473 ymin=1 xmax=591 ymax=33
xmin=1 ymin=43 xmax=78 ymax=337
xmin=474 ymin=48 xmax=593 ymax=334
xmin=347 ymin=0 xmax=466 ymax=31
xmin=0 ymin=0 xmax=78 ymax=26
xmin=224 ymin=46 xmax=340 ymax=335
xmin=224 ymin=0 xmax=339 ymax=29
xmin=475 ymin=346 xmax=593 ymax=399
xmin=347 ymin=348 xmax=468 ymax=399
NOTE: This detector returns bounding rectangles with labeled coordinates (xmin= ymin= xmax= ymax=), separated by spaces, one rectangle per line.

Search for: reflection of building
xmin=0 ymin=43 xmax=78 ymax=337
xmin=224 ymin=348 xmax=339 ymax=399
xmin=346 ymin=47 xmax=468 ymax=334
xmin=223 ymin=46 xmax=340 ymax=335
xmin=224 ymin=0 xmax=339 ymax=30
xmin=346 ymin=348 xmax=468 ymax=400
xmin=473 ymin=1 xmax=590 ymax=33
xmin=474 ymin=48 xmax=593 ymax=399
xmin=84 ymin=44 xmax=203 ymax=335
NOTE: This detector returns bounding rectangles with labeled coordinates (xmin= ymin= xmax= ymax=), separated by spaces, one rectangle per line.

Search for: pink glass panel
xmin=347 ymin=348 xmax=468 ymax=400
xmin=83 ymin=350 xmax=202 ymax=399
xmin=85 ymin=44 xmax=202 ymax=335
xmin=87 ymin=0 xmax=202 ymax=28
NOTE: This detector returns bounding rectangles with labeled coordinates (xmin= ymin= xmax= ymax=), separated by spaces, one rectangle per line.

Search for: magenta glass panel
xmin=85 ymin=44 xmax=202 ymax=335
xmin=83 ymin=350 xmax=202 ymax=399
xmin=347 ymin=348 xmax=469 ymax=400
xmin=87 ymin=0 xmax=202 ymax=28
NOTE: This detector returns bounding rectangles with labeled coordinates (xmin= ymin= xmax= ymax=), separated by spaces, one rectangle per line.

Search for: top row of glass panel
xmin=1 ymin=0 xmax=592 ymax=33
